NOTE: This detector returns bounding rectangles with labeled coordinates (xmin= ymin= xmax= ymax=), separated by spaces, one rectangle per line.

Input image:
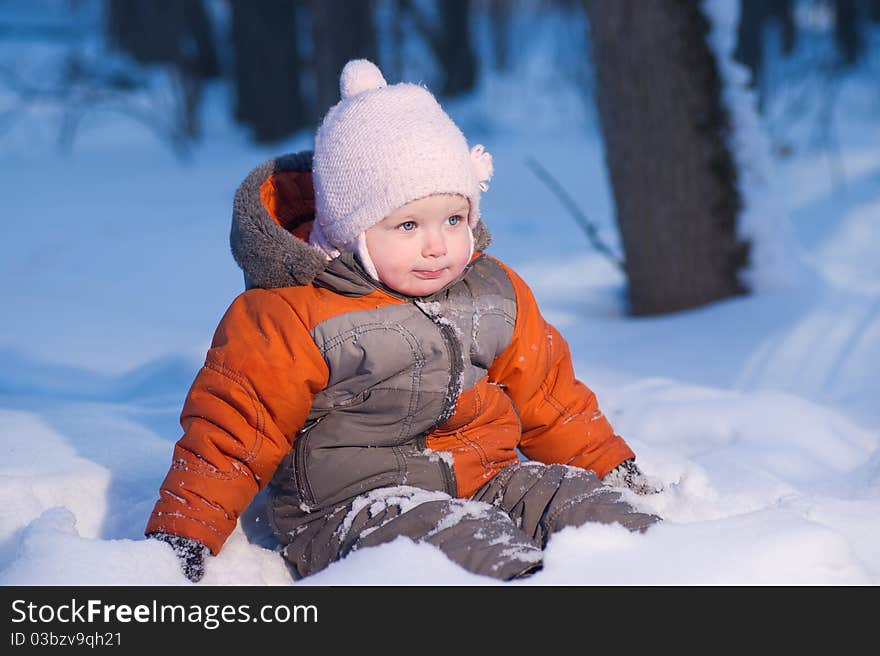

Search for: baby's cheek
xmin=459 ymin=236 xmax=475 ymax=267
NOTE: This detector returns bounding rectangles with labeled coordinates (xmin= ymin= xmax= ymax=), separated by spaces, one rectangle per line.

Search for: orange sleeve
xmin=487 ymin=258 xmax=634 ymax=478
xmin=144 ymin=288 xmax=329 ymax=554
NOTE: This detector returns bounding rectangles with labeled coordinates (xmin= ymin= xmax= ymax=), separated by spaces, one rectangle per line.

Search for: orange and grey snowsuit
xmin=145 ymin=152 xmax=657 ymax=580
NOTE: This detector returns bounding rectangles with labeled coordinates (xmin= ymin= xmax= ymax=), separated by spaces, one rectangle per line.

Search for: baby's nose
xmin=422 ymin=231 xmax=447 ymax=257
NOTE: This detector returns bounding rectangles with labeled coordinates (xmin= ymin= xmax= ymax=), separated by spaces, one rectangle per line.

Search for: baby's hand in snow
xmin=149 ymin=532 xmax=209 ymax=582
xmin=602 ymin=459 xmax=663 ymax=495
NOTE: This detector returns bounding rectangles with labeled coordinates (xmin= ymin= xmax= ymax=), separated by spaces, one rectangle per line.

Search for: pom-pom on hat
xmin=309 ymin=59 xmax=493 ymax=258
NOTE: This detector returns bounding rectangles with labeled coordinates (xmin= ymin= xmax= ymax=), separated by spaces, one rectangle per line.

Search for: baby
xmin=146 ymin=59 xmax=660 ymax=582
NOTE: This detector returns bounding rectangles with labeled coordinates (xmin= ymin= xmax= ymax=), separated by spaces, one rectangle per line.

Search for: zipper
xmin=415 ymin=303 xmax=464 ymax=432
xmin=409 ymin=301 xmax=465 ymax=498
xmin=293 ymin=418 xmax=320 ymax=505
xmin=434 ymin=319 xmax=463 ymax=428
xmin=323 ymin=255 xmax=478 ymax=500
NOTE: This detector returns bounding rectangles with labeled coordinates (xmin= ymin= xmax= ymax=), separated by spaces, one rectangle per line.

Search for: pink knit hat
xmin=309 ymin=59 xmax=493 ymax=270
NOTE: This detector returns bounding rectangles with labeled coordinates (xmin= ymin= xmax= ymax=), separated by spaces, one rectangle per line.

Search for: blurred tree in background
xmin=400 ymin=0 xmax=477 ymax=96
xmin=733 ymin=0 xmax=796 ymax=110
xmin=309 ymin=0 xmax=377 ymax=119
xmin=107 ymin=0 xmax=477 ymax=143
xmin=2 ymin=0 xmax=879 ymax=315
xmin=4 ymin=0 xmax=877 ymax=148
xmin=228 ymin=0 xmax=306 ymax=142
xmin=733 ymin=0 xmax=880 ymax=110
xmin=584 ymin=0 xmax=749 ymax=315
xmin=105 ymin=0 xmax=219 ymax=138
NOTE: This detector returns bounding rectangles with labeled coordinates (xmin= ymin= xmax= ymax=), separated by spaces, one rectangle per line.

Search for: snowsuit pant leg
xmin=471 ymin=461 xmax=660 ymax=547
xmin=280 ymin=463 xmax=658 ymax=581
xmin=280 ymin=487 xmax=543 ymax=581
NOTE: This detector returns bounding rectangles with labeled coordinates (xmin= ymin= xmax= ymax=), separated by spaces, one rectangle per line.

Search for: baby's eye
xmin=447 ymin=215 xmax=464 ymax=226
xmin=398 ymin=220 xmax=417 ymax=232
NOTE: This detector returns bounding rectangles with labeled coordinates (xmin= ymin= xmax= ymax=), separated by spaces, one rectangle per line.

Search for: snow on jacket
xmin=144 ymin=152 xmax=636 ymax=555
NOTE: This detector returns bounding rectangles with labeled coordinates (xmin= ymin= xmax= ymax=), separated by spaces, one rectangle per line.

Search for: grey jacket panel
xmin=268 ymin=255 xmax=517 ymax=534
xmin=309 ymin=303 xmax=451 ymax=433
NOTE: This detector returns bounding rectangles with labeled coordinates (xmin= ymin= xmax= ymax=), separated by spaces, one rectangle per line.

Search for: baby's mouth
xmin=412 ymin=267 xmax=447 ymax=280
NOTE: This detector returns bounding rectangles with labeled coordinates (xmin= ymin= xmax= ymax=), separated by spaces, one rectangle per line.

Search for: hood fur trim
xmin=230 ymin=151 xmax=492 ymax=290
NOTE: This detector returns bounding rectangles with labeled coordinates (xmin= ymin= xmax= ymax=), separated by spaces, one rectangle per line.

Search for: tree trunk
xmin=401 ymin=0 xmax=477 ymax=96
xmin=183 ymin=0 xmax=221 ymax=80
xmin=487 ymin=0 xmax=511 ymax=71
xmin=105 ymin=0 xmax=219 ymax=138
xmin=438 ymin=0 xmax=477 ymax=95
xmin=832 ymin=0 xmax=862 ymax=65
xmin=733 ymin=0 xmax=796 ymax=112
xmin=309 ymin=0 xmax=377 ymax=119
xmin=732 ymin=0 xmax=765 ymax=89
xmin=583 ymin=0 xmax=749 ymax=315
xmin=389 ymin=0 xmax=404 ymax=83
xmin=105 ymin=0 xmax=180 ymax=65
xmin=229 ymin=0 xmax=306 ymax=143
xmin=770 ymin=0 xmax=797 ymax=55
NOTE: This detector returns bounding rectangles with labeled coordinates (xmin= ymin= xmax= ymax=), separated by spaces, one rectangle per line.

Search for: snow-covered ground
xmin=1 ymin=4 xmax=879 ymax=585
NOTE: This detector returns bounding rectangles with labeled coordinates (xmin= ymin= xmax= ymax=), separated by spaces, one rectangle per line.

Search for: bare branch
xmin=525 ymin=155 xmax=624 ymax=271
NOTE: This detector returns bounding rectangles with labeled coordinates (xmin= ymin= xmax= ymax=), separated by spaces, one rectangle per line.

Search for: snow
xmin=339 ymin=486 xmax=451 ymax=541
xmin=1 ymin=4 xmax=879 ymax=586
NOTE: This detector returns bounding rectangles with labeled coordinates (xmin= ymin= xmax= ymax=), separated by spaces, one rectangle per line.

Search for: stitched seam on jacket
xmin=475 ymin=307 xmax=511 ymax=323
xmin=267 ymin=288 xmax=313 ymax=327
xmin=470 ymin=307 xmax=507 ymax=359
xmin=318 ymin=322 xmax=425 ymax=443
xmin=539 ymin=381 xmax=569 ymax=418
xmin=451 ymin=381 xmax=484 ymax=428
xmin=152 ymin=511 xmax=224 ymax=536
xmin=172 ymin=446 xmax=246 ymax=481
xmin=392 ymin=445 xmax=407 ymax=486
xmin=473 ymin=383 xmax=484 ymax=419
xmin=455 ymin=431 xmax=491 ymax=470
xmin=160 ymin=484 xmax=240 ymax=531
xmin=201 ymin=359 xmax=266 ymax=472
xmin=534 ymin=317 xmax=575 ymax=422
xmin=265 ymin=288 xmax=329 ymax=378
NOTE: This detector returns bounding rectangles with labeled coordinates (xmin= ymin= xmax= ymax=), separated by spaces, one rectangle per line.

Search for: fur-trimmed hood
xmin=230 ymin=151 xmax=492 ymax=290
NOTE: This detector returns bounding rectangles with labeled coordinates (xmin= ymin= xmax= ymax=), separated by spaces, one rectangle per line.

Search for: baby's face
xmin=365 ymin=194 xmax=472 ymax=296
